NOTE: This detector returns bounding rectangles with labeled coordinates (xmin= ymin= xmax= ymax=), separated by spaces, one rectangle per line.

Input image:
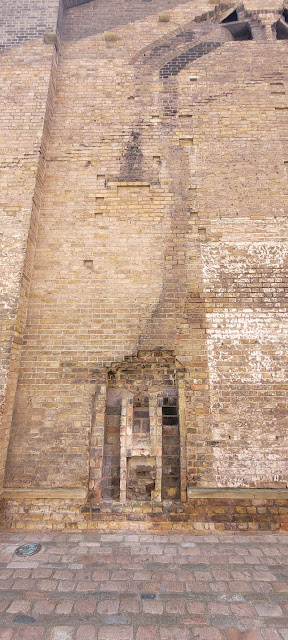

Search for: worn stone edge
xmin=2 ymin=488 xmax=288 ymax=501
xmin=188 ymin=488 xmax=288 ymax=499
xmin=2 ymin=488 xmax=87 ymax=500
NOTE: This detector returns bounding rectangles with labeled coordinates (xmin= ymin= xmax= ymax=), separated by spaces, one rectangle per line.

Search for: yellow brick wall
xmin=0 ymin=38 xmax=58 ymax=486
xmin=1 ymin=0 xmax=288 ymax=500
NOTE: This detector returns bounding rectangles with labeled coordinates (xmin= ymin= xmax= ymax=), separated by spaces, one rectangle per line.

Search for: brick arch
xmin=132 ymin=20 xmax=233 ymax=76
xmin=159 ymin=41 xmax=223 ymax=78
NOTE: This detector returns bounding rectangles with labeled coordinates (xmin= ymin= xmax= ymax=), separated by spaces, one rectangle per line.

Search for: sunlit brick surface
xmin=0 ymin=0 xmax=288 ymax=529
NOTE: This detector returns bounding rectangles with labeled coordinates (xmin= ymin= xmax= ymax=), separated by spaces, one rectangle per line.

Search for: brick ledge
xmin=2 ymin=487 xmax=288 ymax=501
xmin=2 ymin=488 xmax=87 ymax=500
xmin=188 ymin=488 xmax=288 ymax=499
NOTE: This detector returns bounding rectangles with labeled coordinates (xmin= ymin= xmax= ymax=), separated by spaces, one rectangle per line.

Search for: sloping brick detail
xmin=160 ymin=41 xmax=222 ymax=77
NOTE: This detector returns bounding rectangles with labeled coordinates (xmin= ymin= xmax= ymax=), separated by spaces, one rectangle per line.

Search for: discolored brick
xmin=136 ymin=627 xmax=158 ymax=640
xmin=76 ymin=626 xmax=96 ymax=640
xmin=255 ymin=603 xmax=283 ymax=617
xmin=7 ymin=600 xmax=31 ymax=614
xmin=225 ymin=631 xmax=242 ymax=640
xmin=192 ymin=628 xmax=224 ymax=639
xmin=165 ymin=600 xmax=185 ymax=614
xmin=0 ymin=631 xmax=14 ymax=640
xmin=97 ymin=600 xmax=120 ymax=615
xmin=98 ymin=627 xmax=133 ymax=640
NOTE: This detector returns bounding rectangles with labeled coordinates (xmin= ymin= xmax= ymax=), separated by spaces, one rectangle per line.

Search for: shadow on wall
xmin=62 ymin=0 xmax=202 ymax=41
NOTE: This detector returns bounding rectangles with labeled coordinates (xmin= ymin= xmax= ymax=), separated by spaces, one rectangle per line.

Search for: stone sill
xmin=188 ymin=488 xmax=288 ymax=499
xmin=2 ymin=488 xmax=87 ymax=500
xmin=115 ymin=182 xmax=150 ymax=187
xmin=2 ymin=487 xmax=288 ymax=502
xmin=107 ymin=181 xmax=151 ymax=189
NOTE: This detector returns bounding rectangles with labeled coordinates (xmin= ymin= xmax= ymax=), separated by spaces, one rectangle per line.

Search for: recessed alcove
xmin=222 ymin=20 xmax=252 ymax=40
xmin=221 ymin=9 xmax=238 ymax=24
xmin=100 ymin=351 xmax=184 ymax=503
xmin=276 ymin=18 xmax=288 ymax=40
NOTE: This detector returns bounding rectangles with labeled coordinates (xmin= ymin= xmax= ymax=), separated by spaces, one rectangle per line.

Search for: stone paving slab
xmin=0 ymin=532 xmax=287 ymax=639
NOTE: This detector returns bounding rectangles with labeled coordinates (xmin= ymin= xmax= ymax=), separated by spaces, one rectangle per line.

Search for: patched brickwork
xmin=0 ymin=0 xmax=288 ymax=530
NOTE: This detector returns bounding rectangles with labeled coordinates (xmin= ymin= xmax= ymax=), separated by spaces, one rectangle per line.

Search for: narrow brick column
xmin=178 ymin=378 xmax=187 ymax=503
xmin=89 ymin=383 xmax=106 ymax=500
xmin=120 ymin=396 xmax=133 ymax=503
xmin=1 ymin=42 xmax=60 ymax=489
xmin=258 ymin=11 xmax=279 ymax=40
xmin=149 ymin=393 xmax=163 ymax=503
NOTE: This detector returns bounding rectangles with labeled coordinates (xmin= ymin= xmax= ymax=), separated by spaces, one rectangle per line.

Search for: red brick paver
xmin=0 ymin=532 xmax=287 ymax=639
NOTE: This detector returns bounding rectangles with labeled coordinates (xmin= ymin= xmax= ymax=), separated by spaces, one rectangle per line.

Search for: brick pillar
xmin=178 ymin=378 xmax=187 ymax=503
xmin=149 ymin=393 xmax=163 ymax=503
xmin=0 ymin=34 xmax=61 ymax=489
xmin=120 ymin=396 xmax=133 ymax=503
xmin=258 ymin=11 xmax=279 ymax=40
xmin=89 ymin=383 xmax=106 ymax=500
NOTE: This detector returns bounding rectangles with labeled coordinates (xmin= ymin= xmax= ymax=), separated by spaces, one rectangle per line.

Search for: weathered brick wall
xmin=4 ymin=0 xmax=218 ymax=489
xmin=0 ymin=0 xmax=61 ymax=50
xmin=2 ymin=493 xmax=288 ymax=532
xmin=62 ymin=0 xmax=209 ymax=41
xmin=1 ymin=0 xmax=288 ymax=520
xmin=179 ymin=40 xmax=288 ymax=488
xmin=0 ymin=35 xmax=59 ymax=486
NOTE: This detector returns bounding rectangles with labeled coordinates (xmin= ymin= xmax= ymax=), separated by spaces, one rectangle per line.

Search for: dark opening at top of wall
xmin=276 ymin=19 xmax=288 ymax=39
xmin=221 ymin=9 xmax=238 ymax=23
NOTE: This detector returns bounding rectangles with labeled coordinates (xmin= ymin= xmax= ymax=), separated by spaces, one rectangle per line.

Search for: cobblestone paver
xmin=0 ymin=532 xmax=287 ymax=639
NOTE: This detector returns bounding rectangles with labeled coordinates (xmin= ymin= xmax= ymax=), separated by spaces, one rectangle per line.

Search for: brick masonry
xmin=0 ymin=0 xmax=61 ymax=50
xmin=0 ymin=37 xmax=59 ymax=488
xmin=2 ymin=492 xmax=288 ymax=532
xmin=0 ymin=530 xmax=287 ymax=640
xmin=0 ymin=0 xmax=288 ymax=530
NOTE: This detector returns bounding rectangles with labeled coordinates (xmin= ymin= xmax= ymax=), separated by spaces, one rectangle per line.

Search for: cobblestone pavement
xmin=0 ymin=531 xmax=287 ymax=639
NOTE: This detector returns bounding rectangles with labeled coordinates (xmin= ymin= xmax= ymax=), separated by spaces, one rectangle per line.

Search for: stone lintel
xmin=2 ymin=488 xmax=87 ymax=500
xmin=116 ymin=182 xmax=151 ymax=187
xmin=188 ymin=488 xmax=288 ymax=499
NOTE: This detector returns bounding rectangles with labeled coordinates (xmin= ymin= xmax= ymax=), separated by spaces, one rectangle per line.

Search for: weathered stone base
xmin=1 ymin=489 xmax=287 ymax=533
